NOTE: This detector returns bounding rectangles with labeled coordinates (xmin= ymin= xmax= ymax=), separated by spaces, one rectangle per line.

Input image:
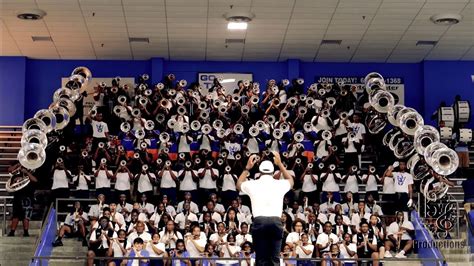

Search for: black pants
xmin=252 ymin=216 xmax=283 ymax=266
xmin=396 ymin=192 xmax=410 ymax=212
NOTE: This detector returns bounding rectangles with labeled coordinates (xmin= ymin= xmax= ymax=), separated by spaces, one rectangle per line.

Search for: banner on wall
xmin=198 ymin=73 xmax=253 ymax=95
xmin=315 ymin=76 xmax=405 ymax=105
xmin=61 ymin=77 xmax=135 ymax=123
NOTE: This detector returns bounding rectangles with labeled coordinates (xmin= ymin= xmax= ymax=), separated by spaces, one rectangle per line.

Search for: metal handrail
xmin=33 ymin=203 xmax=54 ymax=257
xmin=1 ymin=195 xmax=13 ymax=235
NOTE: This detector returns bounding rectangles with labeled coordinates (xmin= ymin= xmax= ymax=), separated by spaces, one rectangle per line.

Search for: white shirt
xmin=178 ymin=170 xmax=198 ymax=191
xmin=320 ymin=201 xmax=339 ymax=214
xmin=198 ymin=212 xmax=222 ymax=223
xmin=178 ymin=135 xmax=192 ymax=153
xmin=347 ymin=122 xmax=366 ymax=140
xmin=222 ymin=173 xmax=237 ymax=191
xmin=139 ymin=202 xmax=155 ymax=215
xmin=73 ymin=172 xmax=90 ymax=190
xmin=199 ymin=134 xmax=213 ymax=151
xmin=339 ymin=243 xmax=357 ymax=262
xmin=159 ymin=231 xmax=183 ymax=249
xmin=174 ymin=212 xmax=198 ymax=230
xmin=342 ymin=137 xmax=359 ymax=153
xmin=52 ymin=169 xmax=70 ymax=190
xmin=224 ymin=142 xmax=241 ymax=160
xmin=137 ymin=173 xmax=156 ymax=193
xmin=286 ymin=232 xmax=303 ymax=244
xmin=110 ymin=212 xmax=126 ymax=228
xmin=177 ymin=201 xmax=199 ymax=214
xmin=322 ymin=173 xmax=340 ymax=192
xmin=296 ymin=244 xmax=314 ymax=258
xmin=160 ymin=170 xmax=177 ymax=188
xmin=95 ymin=170 xmax=113 ymax=189
xmin=198 ymin=168 xmax=218 ymax=189
xmin=115 ymin=172 xmax=131 ymax=191
xmin=392 ymin=172 xmax=414 ymax=193
xmin=185 ymin=234 xmax=207 ymax=258
xmin=202 ymin=203 xmax=225 ymax=214
xmin=343 ymin=175 xmax=359 ymax=193
xmin=63 ymin=212 xmax=88 ymax=226
xmin=316 ymin=233 xmax=339 ymax=252
xmin=127 ymin=231 xmax=152 ymax=243
xmin=91 ymin=120 xmax=108 ymax=138
xmin=117 ymin=203 xmax=133 ymax=222
xmin=383 ymin=176 xmax=395 ymax=194
xmin=111 ymin=240 xmax=131 ymax=257
xmin=147 ymin=242 xmax=166 ymax=257
xmin=236 ymin=233 xmax=253 ymax=247
xmin=88 ymin=203 xmax=108 ymax=219
xmin=387 ymin=220 xmax=414 ymax=240
xmin=302 ymin=174 xmax=318 ymax=192
xmin=246 ymin=137 xmax=259 ymax=154
xmin=362 ymin=174 xmax=378 ymax=192
xmin=240 ymin=174 xmax=291 ymax=217
xmin=90 ymin=229 xmax=117 ymax=249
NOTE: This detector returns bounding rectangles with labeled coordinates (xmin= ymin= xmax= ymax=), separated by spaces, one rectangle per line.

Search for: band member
xmin=384 ymin=162 xmax=414 ymax=212
xmin=7 ymin=164 xmax=38 ymax=237
xmin=353 ymin=221 xmax=378 ymax=265
xmin=384 ymin=211 xmax=414 ymax=258
xmin=53 ymin=201 xmax=89 ymax=247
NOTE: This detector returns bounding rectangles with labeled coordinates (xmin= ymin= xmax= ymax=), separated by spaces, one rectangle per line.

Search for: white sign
xmin=315 ymin=76 xmax=405 ymax=105
xmin=198 ymin=73 xmax=253 ymax=95
xmin=61 ymin=77 xmax=135 ymax=123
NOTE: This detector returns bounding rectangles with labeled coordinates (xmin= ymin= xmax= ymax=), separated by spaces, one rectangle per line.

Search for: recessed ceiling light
xmin=416 ymin=40 xmax=438 ymax=46
xmin=32 ymin=36 xmax=52 ymax=42
xmin=224 ymin=12 xmax=254 ymax=31
xmin=17 ymin=9 xmax=46 ymax=20
xmin=228 ymin=22 xmax=248 ymax=30
xmin=321 ymin=40 xmax=342 ymax=45
xmin=430 ymin=14 xmax=462 ymax=25
xmin=129 ymin=37 xmax=149 ymax=43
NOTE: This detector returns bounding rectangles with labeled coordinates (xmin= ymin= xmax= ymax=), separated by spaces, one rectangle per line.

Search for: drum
xmin=439 ymin=127 xmax=452 ymax=140
xmin=438 ymin=107 xmax=455 ymax=128
xmin=454 ymin=101 xmax=471 ymax=123
xmin=459 ymin=128 xmax=473 ymax=142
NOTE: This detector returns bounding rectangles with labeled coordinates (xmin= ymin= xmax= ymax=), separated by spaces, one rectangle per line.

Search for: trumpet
xmin=233 ymin=124 xmax=244 ymax=135
xmin=185 ymin=161 xmax=192 ymax=168
xmin=178 ymin=79 xmax=187 ymax=87
xmin=339 ymin=112 xmax=349 ymax=120
xmin=351 ymin=165 xmax=358 ymax=172
xmin=272 ymin=98 xmax=280 ymax=106
xmin=282 ymin=79 xmax=290 ymax=86
xmin=135 ymin=129 xmax=145 ymax=139
xmin=298 ymin=107 xmax=307 ymax=116
xmin=132 ymin=108 xmax=141 ymax=118
xmin=217 ymin=158 xmax=224 ymax=166
xmin=145 ymin=120 xmax=155 ymax=131
xmin=288 ymin=97 xmax=298 ymax=106
xmin=303 ymin=122 xmax=312 ymax=133
xmin=232 ymin=94 xmax=241 ymax=103
xmin=243 ymin=80 xmax=250 ymax=87
xmin=144 ymin=89 xmax=152 ymax=97
xmin=235 ymin=153 xmax=242 ymax=160
xmin=212 ymin=120 xmax=223 ymax=130
xmin=98 ymin=142 xmax=105 ymax=149
xmin=273 ymin=128 xmax=283 ymax=139
xmin=271 ymin=86 xmax=279 ymax=95
xmin=249 ymin=126 xmax=259 ymax=137
xmin=307 ymin=163 xmax=313 ymax=169
xmin=57 ymin=158 xmax=64 ymax=164
xmin=322 ymin=130 xmax=332 ymax=141
xmin=140 ymin=142 xmax=148 ymax=149
xmin=241 ymin=105 xmax=250 ymax=115
xmin=81 ymin=151 xmax=88 ymax=157
xmin=168 ymin=89 xmax=176 ymax=96
xmin=194 ymin=158 xmax=201 ymax=165
xmin=218 ymin=105 xmax=227 ymax=114
xmin=179 ymin=153 xmax=186 ymax=160
xmin=100 ymin=158 xmax=107 ymax=165
xmin=141 ymin=73 xmax=150 ymax=81
xmin=281 ymin=110 xmax=290 ymax=120
xmin=295 ymin=158 xmax=302 ymax=164
xmin=369 ymin=166 xmax=376 ymax=173
xmin=177 ymin=97 xmax=186 ymax=106
xmin=321 ymin=109 xmax=330 ymax=118
xmin=318 ymin=88 xmax=326 ymax=96
xmin=165 ymin=160 xmax=172 ymax=167
xmin=296 ymin=78 xmax=304 ymax=85
xmin=159 ymin=132 xmax=170 ymax=143
xmin=191 ymin=120 xmax=201 ymax=131
xmin=142 ymin=165 xmax=149 ymax=172
xmin=160 ymin=99 xmax=170 ymax=108
xmin=133 ymin=153 xmax=140 ymax=159
xmin=199 ymin=101 xmax=208 ymax=110
xmin=59 ymin=145 xmax=66 ymax=152
xmin=120 ymin=160 xmax=127 ymax=167
xmin=329 ymin=164 xmax=336 ymax=171
xmin=202 ymin=124 xmax=212 ymax=134
xmin=225 ymin=165 xmax=231 ymax=172
xmin=156 ymin=83 xmax=165 ymax=90
xmin=156 ymin=113 xmax=166 ymax=123
xmin=200 ymin=111 xmax=209 ymax=120
xmin=267 ymin=115 xmax=276 ymax=125
xmin=118 ymin=95 xmax=128 ymax=105
xmin=327 ymin=97 xmax=336 ymax=107
xmin=157 ymin=158 xmax=163 ymax=165
xmin=177 ymin=106 xmax=186 ymax=115
xmin=250 ymin=96 xmax=259 ymax=105
xmin=294 ymin=132 xmax=304 ymax=142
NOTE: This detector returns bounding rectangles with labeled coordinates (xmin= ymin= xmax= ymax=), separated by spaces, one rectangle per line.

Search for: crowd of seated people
xmin=11 ymin=75 xmax=426 ymax=265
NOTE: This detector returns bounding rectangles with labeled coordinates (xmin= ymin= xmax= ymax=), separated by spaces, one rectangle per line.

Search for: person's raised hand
xmin=246 ymin=155 xmax=257 ymax=170
xmin=272 ymin=151 xmax=282 ymax=167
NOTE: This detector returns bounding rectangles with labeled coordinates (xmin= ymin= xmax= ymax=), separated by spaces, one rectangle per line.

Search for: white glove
xmin=407 ymin=199 xmax=413 ymax=208
xmin=392 ymin=161 xmax=399 ymax=168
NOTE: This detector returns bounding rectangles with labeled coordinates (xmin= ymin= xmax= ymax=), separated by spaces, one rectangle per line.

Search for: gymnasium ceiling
xmin=0 ymin=0 xmax=473 ymax=62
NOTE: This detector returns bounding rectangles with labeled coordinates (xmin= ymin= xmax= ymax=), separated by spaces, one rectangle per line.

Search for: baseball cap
xmin=259 ymin=160 xmax=274 ymax=174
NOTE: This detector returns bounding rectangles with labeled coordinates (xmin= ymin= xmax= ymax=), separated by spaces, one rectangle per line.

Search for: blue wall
xmin=0 ymin=56 xmax=26 ymax=125
xmin=0 ymin=56 xmax=473 ymax=126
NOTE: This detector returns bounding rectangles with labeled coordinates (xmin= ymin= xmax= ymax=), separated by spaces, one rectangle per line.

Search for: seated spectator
xmin=52 ymin=201 xmax=89 ymax=247
xmin=159 ymin=220 xmax=183 ymax=250
xmin=294 ymin=233 xmax=314 ymax=266
xmin=175 ymin=202 xmax=199 ymax=232
xmin=353 ymin=221 xmax=378 ymax=265
xmin=177 ymin=192 xmax=200 ymax=214
xmin=384 ymin=211 xmax=414 ymax=258
xmin=320 ymin=192 xmax=339 ymax=214
xmin=338 ymin=233 xmax=357 ymax=264
xmin=124 ymin=237 xmax=150 ymax=266
xmin=88 ymin=194 xmax=109 ymax=226
xmin=146 ymin=232 xmax=168 ymax=266
xmin=316 ymin=222 xmax=339 ymax=255
xmin=107 ymin=229 xmax=131 ymax=266
xmin=170 ymin=239 xmax=191 ymax=266
xmin=128 ymin=221 xmax=152 ymax=243
xmin=87 ymin=216 xmax=117 ymax=266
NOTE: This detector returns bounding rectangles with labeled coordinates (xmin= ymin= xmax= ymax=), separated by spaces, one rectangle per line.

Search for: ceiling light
xmin=221 ymin=79 xmax=236 ymax=83
xmin=17 ymin=9 xmax=46 ymax=20
xmin=228 ymin=22 xmax=248 ymax=30
xmin=224 ymin=12 xmax=254 ymax=31
xmin=416 ymin=40 xmax=438 ymax=46
xmin=430 ymin=14 xmax=462 ymax=25
xmin=321 ymin=40 xmax=342 ymax=45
